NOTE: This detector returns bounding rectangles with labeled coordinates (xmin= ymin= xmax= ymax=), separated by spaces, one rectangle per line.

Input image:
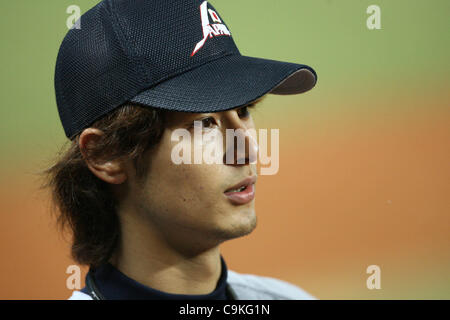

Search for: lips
xmin=224 ymin=176 xmax=257 ymax=205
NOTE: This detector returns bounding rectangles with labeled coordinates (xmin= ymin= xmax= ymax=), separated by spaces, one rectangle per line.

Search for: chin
xmin=215 ymin=210 xmax=257 ymax=241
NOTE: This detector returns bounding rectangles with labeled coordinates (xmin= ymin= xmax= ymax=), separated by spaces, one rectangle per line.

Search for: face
xmin=125 ymin=104 xmax=259 ymax=250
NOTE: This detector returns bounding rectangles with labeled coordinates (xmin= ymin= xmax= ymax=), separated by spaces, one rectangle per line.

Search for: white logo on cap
xmin=191 ymin=1 xmax=231 ymax=57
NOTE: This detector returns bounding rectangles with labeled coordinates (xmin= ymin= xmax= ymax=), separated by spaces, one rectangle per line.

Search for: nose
xmin=222 ymin=112 xmax=258 ymax=166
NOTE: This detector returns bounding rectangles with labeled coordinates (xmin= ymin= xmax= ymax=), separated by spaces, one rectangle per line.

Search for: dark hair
xmin=39 ymin=103 xmax=166 ymax=268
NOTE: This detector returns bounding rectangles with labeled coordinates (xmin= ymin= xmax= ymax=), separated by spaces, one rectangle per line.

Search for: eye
xmin=237 ymin=106 xmax=251 ymax=118
xmin=201 ymin=117 xmax=216 ymax=128
xmin=192 ymin=116 xmax=217 ymax=129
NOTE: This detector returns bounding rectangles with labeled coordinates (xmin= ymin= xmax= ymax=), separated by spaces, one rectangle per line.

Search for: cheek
xmin=140 ymin=164 xmax=225 ymax=227
xmin=141 ymin=133 xmax=225 ymax=212
xmin=162 ymin=164 xmax=223 ymax=205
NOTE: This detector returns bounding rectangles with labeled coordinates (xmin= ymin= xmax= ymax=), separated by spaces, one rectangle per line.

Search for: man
xmin=48 ymin=0 xmax=317 ymax=300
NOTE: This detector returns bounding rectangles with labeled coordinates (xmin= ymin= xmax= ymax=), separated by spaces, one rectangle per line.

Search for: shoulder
xmin=68 ymin=290 xmax=93 ymax=300
xmin=227 ymin=270 xmax=317 ymax=300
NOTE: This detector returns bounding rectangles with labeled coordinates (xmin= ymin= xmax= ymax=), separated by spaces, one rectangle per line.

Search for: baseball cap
xmin=55 ymin=0 xmax=317 ymax=140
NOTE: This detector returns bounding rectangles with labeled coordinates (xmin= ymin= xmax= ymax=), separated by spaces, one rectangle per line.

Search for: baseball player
xmin=46 ymin=0 xmax=317 ymax=300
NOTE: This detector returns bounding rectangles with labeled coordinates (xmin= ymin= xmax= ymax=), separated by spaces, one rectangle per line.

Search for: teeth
xmin=229 ymin=185 xmax=246 ymax=192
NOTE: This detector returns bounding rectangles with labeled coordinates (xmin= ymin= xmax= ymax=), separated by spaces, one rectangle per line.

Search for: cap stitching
xmin=106 ymin=0 xmax=149 ymax=88
xmin=132 ymin=51 xmax=238 ymax=97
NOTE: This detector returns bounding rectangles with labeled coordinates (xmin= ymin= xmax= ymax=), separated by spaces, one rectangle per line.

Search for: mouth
xmin=224 ymin=176 xmax=257 ymax=205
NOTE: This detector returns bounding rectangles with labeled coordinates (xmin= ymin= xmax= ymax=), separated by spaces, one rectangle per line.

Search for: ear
xmin=79 ymin=128 xmax=128 ymax=185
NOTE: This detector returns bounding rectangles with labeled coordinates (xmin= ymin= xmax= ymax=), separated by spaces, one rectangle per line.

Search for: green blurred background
xmin=0 ymin=0 xmax=449 ymax=299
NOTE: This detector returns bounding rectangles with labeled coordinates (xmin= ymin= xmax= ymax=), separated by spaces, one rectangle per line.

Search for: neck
xmin=109 ymin=207 xmax=223 ymax=295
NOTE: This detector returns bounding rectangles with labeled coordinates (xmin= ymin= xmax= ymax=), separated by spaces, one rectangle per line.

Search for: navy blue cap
xmin=55 ymin=0 xmax=317 ymax=139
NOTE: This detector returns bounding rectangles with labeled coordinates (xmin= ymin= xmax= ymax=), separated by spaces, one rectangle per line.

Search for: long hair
xmin=39 ymin=103 xmax=166 ymax=268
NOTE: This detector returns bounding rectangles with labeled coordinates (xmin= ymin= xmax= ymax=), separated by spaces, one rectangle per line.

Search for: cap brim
xmin=129 ymin=54 xmax=317 ymax=112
